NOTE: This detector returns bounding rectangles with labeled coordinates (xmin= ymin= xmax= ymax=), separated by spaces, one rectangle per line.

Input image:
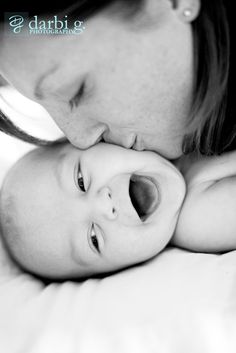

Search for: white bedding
xmin=1 ymin=241 xmax=236 ymax=353
xmin=1 ymin=88 xmax=236 ymax=353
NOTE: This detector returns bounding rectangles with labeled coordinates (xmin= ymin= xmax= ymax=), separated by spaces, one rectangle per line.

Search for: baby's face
xmin=6 ymin=143 xmax=185 ymax=278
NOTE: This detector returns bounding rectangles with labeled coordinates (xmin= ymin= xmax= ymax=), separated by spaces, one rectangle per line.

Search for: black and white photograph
xmin=0 ymin=1 xmax=236 ymax=352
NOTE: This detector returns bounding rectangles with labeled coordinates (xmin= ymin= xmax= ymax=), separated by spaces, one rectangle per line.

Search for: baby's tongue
xmin=129 ymin=175 xmax=159 ymax=221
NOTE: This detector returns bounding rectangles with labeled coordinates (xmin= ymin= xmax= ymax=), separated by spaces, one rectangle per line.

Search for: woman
xmin=0 ymin=0 xmax=234 ymax=159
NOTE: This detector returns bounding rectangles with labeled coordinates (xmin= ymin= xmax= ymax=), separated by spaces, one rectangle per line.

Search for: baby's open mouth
xmin=129 ymin=174 xmax=160 ymax=222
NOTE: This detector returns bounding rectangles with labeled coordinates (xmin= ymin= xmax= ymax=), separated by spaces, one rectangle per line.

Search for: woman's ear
xmin=169 ymin=0 xmax=201 ymax=22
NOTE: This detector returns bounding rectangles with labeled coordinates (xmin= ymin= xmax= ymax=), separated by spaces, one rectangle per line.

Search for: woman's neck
xmin=172 ymin=152 xmax=198 ymax=175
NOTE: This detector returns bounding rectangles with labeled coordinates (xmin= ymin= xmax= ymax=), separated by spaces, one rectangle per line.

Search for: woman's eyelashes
xmin=69 ymin=81 xmax=86 ymax=110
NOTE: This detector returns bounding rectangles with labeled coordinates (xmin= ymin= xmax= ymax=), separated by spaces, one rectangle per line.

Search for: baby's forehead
xmin=2 ymin=151 xmax=36 ymax=193
xmin=10 ymin=143 xmax=67 ymax=175
xmin=7 ymin=147 xmax=44 ymax=176
xmin=2 ymin=148 xmax=47 ymax=205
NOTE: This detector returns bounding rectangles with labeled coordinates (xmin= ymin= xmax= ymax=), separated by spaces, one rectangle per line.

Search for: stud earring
xmin=183 ymin=8 xmax=192 ymax=17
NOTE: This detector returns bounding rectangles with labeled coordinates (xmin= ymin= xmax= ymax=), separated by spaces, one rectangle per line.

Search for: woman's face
xmin=0 ymin=0 xmax=200 ymax=158
xmin=5 ymin=143 xmax=186 ymax=279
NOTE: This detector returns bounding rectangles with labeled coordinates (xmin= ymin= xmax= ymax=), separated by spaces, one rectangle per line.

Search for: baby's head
xmin=0 ymin=143 xmax=186 ymax=279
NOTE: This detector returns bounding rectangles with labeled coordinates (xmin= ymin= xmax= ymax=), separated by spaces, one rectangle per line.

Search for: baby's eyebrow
xmin=54 ymin=152 xmax=67 ymax=189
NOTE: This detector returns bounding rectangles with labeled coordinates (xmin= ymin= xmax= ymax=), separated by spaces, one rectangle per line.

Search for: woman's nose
xmin=102 ymin=129 xmax=136 ymax=149
xmin=95 ymin=186 xmax=117 ymax=221
xmin=70 ymin=121 xmax=108 ymax=149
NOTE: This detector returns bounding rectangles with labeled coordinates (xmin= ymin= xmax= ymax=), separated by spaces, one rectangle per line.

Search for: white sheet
xmin=1 ymin=242 xmax=236 ymax=353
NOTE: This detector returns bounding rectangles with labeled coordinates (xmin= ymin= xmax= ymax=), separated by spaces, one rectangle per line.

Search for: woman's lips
xmin=129 ymin=174 xmax=160 ymax=222
xmin=132 ymin=136 xmax=144 ymax=151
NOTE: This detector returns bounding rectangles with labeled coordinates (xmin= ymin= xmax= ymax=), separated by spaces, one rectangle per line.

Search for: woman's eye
xmin=77 ymin=164 xmax=86 ymax=192
xmin=91 ymin=225 xmax=100 ymax=253
xmin=69 ymin=81 xmax=85 ymax=110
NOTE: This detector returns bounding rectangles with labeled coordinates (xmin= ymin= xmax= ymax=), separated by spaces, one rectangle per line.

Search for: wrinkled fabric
xmin=1 ymin=243 xmax=236 ymax=353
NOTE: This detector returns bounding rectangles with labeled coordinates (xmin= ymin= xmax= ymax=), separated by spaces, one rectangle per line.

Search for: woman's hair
xmin=0 ymin=0 xmax=232 ymax=154
xmin=182 ymin=0 xmax=231 ymax=155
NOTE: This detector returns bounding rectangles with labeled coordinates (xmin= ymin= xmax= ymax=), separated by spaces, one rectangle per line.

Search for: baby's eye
xmin=77 ymin=171 xmax=85 ymax=192
xmin=90 ymin=224 xmax=100 ymax=253
xmin=76 ymin=163 xmax=86 ymax=192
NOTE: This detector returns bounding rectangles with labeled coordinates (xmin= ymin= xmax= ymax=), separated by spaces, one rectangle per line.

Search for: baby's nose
xmin=95 ymin=186 xmax=117 ymax=221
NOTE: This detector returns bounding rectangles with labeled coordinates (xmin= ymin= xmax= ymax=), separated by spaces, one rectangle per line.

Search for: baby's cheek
xmin=123 ymin=226 xmax=158 ymax=261
xmin=141 ymin=225 xmax=172 ymax=255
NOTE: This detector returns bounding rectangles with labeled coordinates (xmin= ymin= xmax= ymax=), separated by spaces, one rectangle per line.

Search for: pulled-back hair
xmin=183 ymin=0 xmax=230 ymax=155
xmin=0 ymin=0 xmax=232 ymax=155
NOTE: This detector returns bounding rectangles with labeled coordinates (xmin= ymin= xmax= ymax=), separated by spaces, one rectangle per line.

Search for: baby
xmin=0 ymin=142 xmax=236 ymax=279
